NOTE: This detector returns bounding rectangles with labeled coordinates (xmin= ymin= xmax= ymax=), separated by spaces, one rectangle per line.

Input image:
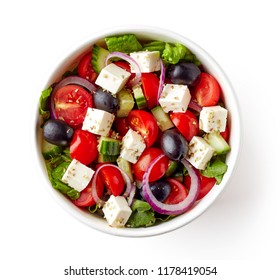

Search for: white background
xmin=1 ymin=0 xmax=279 ymax=279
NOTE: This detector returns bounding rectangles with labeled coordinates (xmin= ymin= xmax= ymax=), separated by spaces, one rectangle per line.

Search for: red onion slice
xmin=141 ymin=155 xmax=200 ymax=215
xmin=157 ymin=59 xmax=165 ymax=105
xmin=91 ymin=164 xmax=134 ymax=207
xmin=105 ymin=52 xmax=141 ymax=87
xmin=49 ymin=76 xmax=96 ymax=119
xmin=188 ymin=100 xmax=202 ymax=112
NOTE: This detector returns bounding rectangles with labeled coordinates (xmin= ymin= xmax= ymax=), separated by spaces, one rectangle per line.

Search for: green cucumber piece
xmin=116 ymin=89 xmax=135 ymax=117
xmin=98 ymin=136 xmax=120 ymax=156
xmin=132 ymin=85 xmax=147 ymax=109
xmin=42 ymin=140 xmax=63 ymax=159
xmin=151 ymin=106 xmax=174 ymax=131
xmin=91 ymin=45 xmax=109 ymax=74
xmin=117 ymin=157 xmax=133 ymax=181
xmin=204 ymin=131 xmax=230 ymax=155
xmin=97 ymin=154 xmax=118 ymax=163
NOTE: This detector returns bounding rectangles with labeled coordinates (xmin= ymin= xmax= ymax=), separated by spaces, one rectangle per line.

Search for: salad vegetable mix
xmin=39 ymin=34 xmax=230 ymax=228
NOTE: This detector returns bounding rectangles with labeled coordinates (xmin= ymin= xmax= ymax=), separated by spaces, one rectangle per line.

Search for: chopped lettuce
xmin=143 ymin=41 xmax=201 ymax=65
xmin=45 ymin=149 xmax=80 ymax=200
xmin=143 ymin=41 xmax=166 ymax=54
xmin=201 ymin=155 xmax=228 ymax=184
xmin=39 ymin=87 xmax=52 ymax=121
xmin=126 ymin=199 xmax=155 ymax=228
xmin=105 ymin=34 xmax=142 ymax=53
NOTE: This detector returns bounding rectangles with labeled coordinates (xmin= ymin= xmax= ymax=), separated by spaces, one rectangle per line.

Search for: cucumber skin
xmin=98 ymin=137 xmax=120 ymax=156
xmin=151 ymin=106 xmax=174 ymax=131
xmin=91 ymin=45 xmax=109 ymax=74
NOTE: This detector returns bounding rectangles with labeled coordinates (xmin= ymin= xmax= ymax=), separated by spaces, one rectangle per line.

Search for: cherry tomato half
xmin=70 ymin=129 xmax=98 ymax=165
xmin=164 ymin=178 xmax=188 ymax=204
xmin=77 ymin=52 xmax=98 ymax=82
xmin=133 ymin=147 xmax=169 ymax=182
xmin=220 ymin=125 xmax=230 ymax=142
xmin=96 ymin=164 xmax=125 ymax=196
xmin=170 ymin=110 xmax=199 ymax=141
xmin=141 ymin=73 xmax=159 ymax=110
xmin=184 ymin=172 xmax=216 ymax=200
xmin=193 ymin=73 xmax=221 ymax=106
xmin=73 ymin=175 xmax=104 ymax=207
xmin=113 ymin=117 xmax=129 ymax=137
xmin=127 ymin=110 xmax=158 ymax=147
xmin=53 ymin=84 xmax=93 ymax=128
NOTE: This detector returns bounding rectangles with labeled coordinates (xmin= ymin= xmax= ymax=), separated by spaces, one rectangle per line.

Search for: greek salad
xmin=39 ymin=34 xmax=230 ymax=228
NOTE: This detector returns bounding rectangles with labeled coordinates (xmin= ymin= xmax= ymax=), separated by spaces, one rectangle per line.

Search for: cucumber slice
xmin=97 ymin=154 xmax=118 ymax=163
xmin=117 ymin=157 xmax=133 ymax=181
xmin=98 ymin=136 xmax=120 ymax=156
xmin=151 ymin=106 xmax=174 ymax=131
xmin=132 ymin=85 xmax=147 ymax=109
xmin=116 ymin=89 xmax=135 ymax=117
xmin=42 ymin=140 xmax=63 ymax=159
xmin=91 ymin=45 xmax=109 ymax=74
xmin=204 ymin=131 xmax=230 ymax=155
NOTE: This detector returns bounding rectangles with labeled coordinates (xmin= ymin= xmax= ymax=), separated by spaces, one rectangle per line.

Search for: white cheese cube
xmin=130 ymin=51 xmax=160 ymax=73
xmin=61 ymin=159 xmax=94 ymax=192
xmin=82 ymin=108 xmax=115 ymax=136
xmin=120 ymin=129 xmax=146 ymax=163
xmin=95 ymin=63 xmax=131 ymax=94
xmin=187 ymin=136 xmax=215 ymax=170
xmin=159 ymin=84 xmax=191 ymax=113
xmin=199 ymin=105 xmax=228 ymax=133
xmin=102 ymin=195 xmax=132 ymax=227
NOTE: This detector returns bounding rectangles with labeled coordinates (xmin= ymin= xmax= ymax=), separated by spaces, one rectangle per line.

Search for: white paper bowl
xmin=34 ymin=25 xmax=241 ymax=237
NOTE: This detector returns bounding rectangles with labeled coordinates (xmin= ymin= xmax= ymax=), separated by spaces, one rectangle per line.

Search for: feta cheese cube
xmin=102 ymin=195 xmax=132 ymax=227
xmin=159 ymin=84 xmax=191 ymax=113
xmin=130 ymin=51 xmax=160 ymax=73
xmin=61 ymin=159 xmax=94 ymax=192
xmin=120 ymin=128 xmax=146 ymax=163
xmin=199 ymin=105 xmax=228 ymax=133
xmin=187 ymin=136 xmax=215 ymax=170
xmin=95 ymin=63 xmax=131 ymax=94
xmin=82 ymin=108 xmax=115 ymax=136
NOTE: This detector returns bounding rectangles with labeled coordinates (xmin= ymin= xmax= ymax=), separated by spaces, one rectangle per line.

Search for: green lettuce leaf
xmin=45 ymin=150 xmax=80 ymax=200
xmin=143 ymin=41 xmax=166 ymax=54
xmin=201 ymin=156 xmax=228 ymax=184
xmin=162 ymin=42 xmax=187 ymax=64
xmin=105 ymin=34 xmax=142 ymax=53
xmin=126 ymin=200 xmax=156 ymax=228
xmin=39 ymin=87 xmax=52 ymax=120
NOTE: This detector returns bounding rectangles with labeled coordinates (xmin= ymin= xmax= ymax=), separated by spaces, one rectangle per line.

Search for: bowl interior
xmin=34 ymin=26 xmax=241 ymax=237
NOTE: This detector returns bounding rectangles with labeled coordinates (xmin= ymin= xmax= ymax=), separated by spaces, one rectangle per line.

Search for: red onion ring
xmin=91 ymin=164 xmax=134 ymax=207
xmin=105 ymin=52 xmax=141 ymax=87
xmin=188 ymin=100 xmax=202 ymax=112
xmin=157 ymin=59 xmax=165 ymax=105
xmin=141 ymin=155 xmax=200 ymax=215
xmin=49 ymin=76 xmax=96 ymax=119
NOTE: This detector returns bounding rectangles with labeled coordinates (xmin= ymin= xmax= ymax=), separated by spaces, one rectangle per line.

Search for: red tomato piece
xmin=193 ymin=73 xmax=221 ymax=106
xmin=53 ymin=84 xmax=92 ymax=128
xmin=73 ymin=174 xmax=104 ymax=207
xmin=170 ymin=110 xmax=199 ymax=141
xmin=77 ymin=52 xmax=98 ymax=82
xmin=133 ymin=147 xmax=169 ymax=182
xmin=184 ymin=172 xmax=216 ymax=200
xmin=70 ymin=129 xmax=98 ymax=165
xmin=113 ymin=117 xmax=129 ymax=137
xmin=141 ymin=73 xmax=159 ymax=109
xmin=96 ymin=164 xmax=125 ymax=196
xmin=127 ymin=110 xmax=158 ymax=147
xmin=220 ymin=125 xmax=230 ymax=142
xmin=164 ymin=178 xmax=188 ymax=204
